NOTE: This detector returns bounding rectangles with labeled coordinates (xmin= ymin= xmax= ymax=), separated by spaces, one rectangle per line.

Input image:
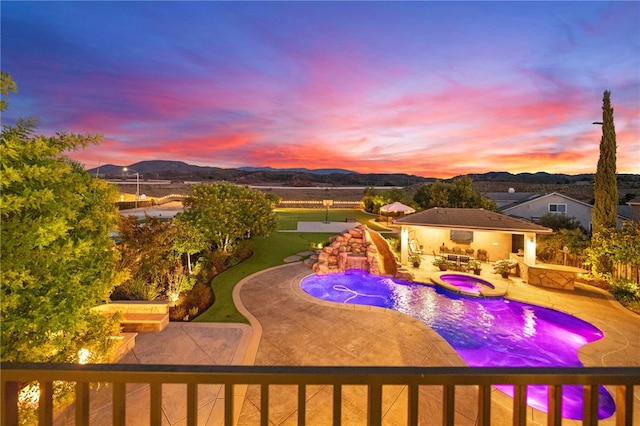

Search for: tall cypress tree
xmin=592 ymin=90 xmax=618 ymax=233
xmin=591 ymin=90 xmax=618 ymax=276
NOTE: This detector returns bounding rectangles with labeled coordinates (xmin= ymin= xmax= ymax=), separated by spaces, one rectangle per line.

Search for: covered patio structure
xmin=394 ymin=207 xmax=553 ymax=268
xmin=379 ymin=201 xmax=416 ymax=224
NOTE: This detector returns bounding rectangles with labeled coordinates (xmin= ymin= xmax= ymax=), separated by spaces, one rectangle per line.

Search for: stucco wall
xmin=402 ymin=225 xmax=513 ymax=263
xmin=504 ymin=193 xmax=593 ymax=230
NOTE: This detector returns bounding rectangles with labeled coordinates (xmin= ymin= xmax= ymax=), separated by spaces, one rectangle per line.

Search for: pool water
xmin=301 ymin=270 xmax=615 ymax=420
xmin=438 ymin=274 xmax=495 ymax=295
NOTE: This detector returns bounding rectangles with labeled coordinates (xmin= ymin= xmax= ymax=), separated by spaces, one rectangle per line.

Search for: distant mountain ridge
xmin=238 ymin=166 xmax=354 ymax=175
xmin=88 ymin=160 xmax=638 ymax=186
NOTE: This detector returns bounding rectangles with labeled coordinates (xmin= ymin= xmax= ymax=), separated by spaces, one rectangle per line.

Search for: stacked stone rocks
xmin=311 ymin=225 xmax=383 ymax=275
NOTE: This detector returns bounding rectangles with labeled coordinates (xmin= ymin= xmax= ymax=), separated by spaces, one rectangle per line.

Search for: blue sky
xmin=2 ymin=1 xmax=638 ymax=177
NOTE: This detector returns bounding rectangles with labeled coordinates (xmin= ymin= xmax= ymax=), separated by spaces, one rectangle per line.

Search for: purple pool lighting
xmin=439 ymin=274 xmax=494 ymax=295
xmin=301 ymin=270 xmax=615 ymax=420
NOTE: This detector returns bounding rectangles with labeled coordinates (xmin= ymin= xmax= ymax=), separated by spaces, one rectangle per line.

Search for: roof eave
xmin=398 ymin=222 xmax=554 ymax=234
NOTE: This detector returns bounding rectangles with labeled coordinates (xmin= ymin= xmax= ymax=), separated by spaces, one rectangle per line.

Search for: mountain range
xmin=88 ymin=160 xmax=639 ymax=187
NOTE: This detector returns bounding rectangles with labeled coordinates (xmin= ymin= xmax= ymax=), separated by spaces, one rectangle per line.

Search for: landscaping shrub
xmin=608 ymin=278 xmax=640 ymax=314
xmin=170 ymin=281 xmax=214 ymax=321
xmin=609 ymin=278 xmax=639 ymax=297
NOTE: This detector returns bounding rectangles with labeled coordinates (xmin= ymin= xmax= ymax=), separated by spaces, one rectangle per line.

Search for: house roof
xmin=483 ymin=192 xmax=541 ymax=209
xmin=395 ymin=207 xmax=554 ymax=234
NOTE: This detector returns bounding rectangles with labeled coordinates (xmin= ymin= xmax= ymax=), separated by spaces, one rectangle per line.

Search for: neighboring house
xmin=394 ymin=207 xmax=553 ymax=266
xmin=484 ymin=191 xmax=541 ymax=209
xmin=626 ymin=197 xmax=640 ymax=222
xmin=489 ymin=192 xmax=628 ymax=231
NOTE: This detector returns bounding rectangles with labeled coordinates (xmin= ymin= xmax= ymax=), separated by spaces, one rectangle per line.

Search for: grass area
xmin=194 ymin=231 xmax=334 ymax=323
xmin=276 ymin=208 xmax=388 ymax=231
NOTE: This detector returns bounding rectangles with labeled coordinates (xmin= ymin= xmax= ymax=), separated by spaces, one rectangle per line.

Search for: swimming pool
xmin=300 ymin=270 xmax=615 ymax=420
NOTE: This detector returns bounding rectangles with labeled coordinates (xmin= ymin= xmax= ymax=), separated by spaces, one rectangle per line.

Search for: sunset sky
xmin=2 ymin=1 xmax=639 ymax=178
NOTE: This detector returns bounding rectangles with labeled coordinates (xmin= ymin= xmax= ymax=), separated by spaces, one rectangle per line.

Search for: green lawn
xmin=276 ymin=208 xmax=387 ymax=231
xmin=194 ymin=231 xmax=334 ymax=323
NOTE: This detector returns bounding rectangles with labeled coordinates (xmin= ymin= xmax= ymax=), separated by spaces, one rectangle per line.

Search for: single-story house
xmin=394 ymin=207 xmax=553 ymax=266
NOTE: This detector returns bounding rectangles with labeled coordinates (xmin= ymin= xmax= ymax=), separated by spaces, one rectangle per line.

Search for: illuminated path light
xmin=301 ymin=270 xmax=616 ymax=420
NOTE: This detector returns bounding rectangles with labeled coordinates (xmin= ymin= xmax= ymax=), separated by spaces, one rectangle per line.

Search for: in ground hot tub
xmin=431 ymin=272 xmax=506 ymax=297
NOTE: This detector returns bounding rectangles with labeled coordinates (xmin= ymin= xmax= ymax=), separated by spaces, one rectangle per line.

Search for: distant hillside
xmin=459 ymin=171 xmax=594 ymax=184
xmin=88 ymin=160 xmax=430 ymax=186
xmin=238 ymin=166 xmax=354 ymax=175
xmin=88 ymin=160 xmax=639 ymax=188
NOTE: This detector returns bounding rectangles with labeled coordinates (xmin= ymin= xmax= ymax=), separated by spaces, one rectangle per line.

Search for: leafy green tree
xmin=173 ymin=220 xmax=209 ymax=274
xmin=585 ymin=222 xmax=640 ymax=277
xmin=537 ymin=229 xmax=590 ymax=265
xmin=177 ymin=182 xmax=279 ymax=253
xmin=591 ymin=90 xmax=619 ymax=276
xmin=1 ymin=74 xmax=122 ymax=363
xmin=1 ymin=71 xmax=17 ymax=112
xmin=538 ymin=213 xmax=585 ymax=233
xmin=165 ymin=261 xmax=195 ymax=305
xmin=413 ymin=176 xmax=497 ymax=211
xmin=362 ymin=187 xmax=414 ymax=214
xmin=115 ymin=214 xmax=177 ymax=299
xmin=362 ymin=193 xmax=386 ymax=214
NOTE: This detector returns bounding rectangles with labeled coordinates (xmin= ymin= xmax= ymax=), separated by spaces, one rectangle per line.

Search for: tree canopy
xmin=413 ymin=176 xmax=498 ymax=211
xmin=176 ymin=182 xmax=279 ymax=253
xmin=1 ymin=73 xmax=122 ymax=363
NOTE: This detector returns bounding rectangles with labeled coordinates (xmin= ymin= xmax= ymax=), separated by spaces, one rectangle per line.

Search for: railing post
xmin=297 ymin=385 xmax=305 ymax=425
xmin=477 ymin=384 xmax=491 ymax=426
xmin=150 ymin=383 xmax=162 ymax=425
xmin=367 ymin=384 xmax=382 ymax=425
xmin=547 ymin=384 xmax=562 ymax=426
xmin=407 ymin=384 xmax=418 ymax=426
xmin=38 ymin=381 xmax=53 ymax=425
xmin=260 ymin=384 xmax=269 ymax=426
xmin=615 ymin=384 xmax=633 ymax=426
xmin=582 ymin=385 xmax=598 ymax=426
xmin=113 ymin=382 xmax=126 ymax=426
xmin=2 ymin=381 xmax=19 ymax=426
xmin=333 ymin=384 xmax=342 ymax=426
xmin=443 ymin=385 xmax=454 ymax=426
xmin=224 ymin=383 xmax=234 ymax=426
xmin=187 ymin=383 xmax=197 ymax=426
xmin=75 ymin=381 xmax=90 ymax=425
xmin=512 ymin=385 xmax=526 ymax=426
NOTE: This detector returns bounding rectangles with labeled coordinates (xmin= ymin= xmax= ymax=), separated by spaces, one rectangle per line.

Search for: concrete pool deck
xmin=54 ymin=258 xmax=640 ymax=425
xmin=235 ymin=261 xmax=640 ymax=425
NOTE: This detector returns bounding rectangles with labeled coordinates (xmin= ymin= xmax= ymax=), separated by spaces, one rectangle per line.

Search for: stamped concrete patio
xmin=53 ymin=251 xmax=640 ymax=425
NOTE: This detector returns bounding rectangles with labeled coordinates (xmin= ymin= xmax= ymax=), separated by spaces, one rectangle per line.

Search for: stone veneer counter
xmin=518 ymin=260 xmax=588 ymax=291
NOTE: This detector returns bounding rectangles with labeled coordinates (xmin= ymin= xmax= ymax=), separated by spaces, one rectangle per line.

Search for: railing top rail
xmin=2 ymin=364 xmax=639 ymax=386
